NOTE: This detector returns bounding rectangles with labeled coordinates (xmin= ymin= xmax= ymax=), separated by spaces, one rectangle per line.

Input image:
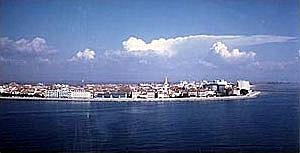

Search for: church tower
xmin=164 ymin=76 xmax=168 ymax=86
xmin=163 ymin=76 xmax=169 ymax=94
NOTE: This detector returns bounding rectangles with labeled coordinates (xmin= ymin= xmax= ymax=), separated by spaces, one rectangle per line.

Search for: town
xmin=0 ymin=78 xmax=254 ymax=100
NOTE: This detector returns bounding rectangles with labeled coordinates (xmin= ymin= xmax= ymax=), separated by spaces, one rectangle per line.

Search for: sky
xmin=0 ymin=0 xmax=299 ymax=83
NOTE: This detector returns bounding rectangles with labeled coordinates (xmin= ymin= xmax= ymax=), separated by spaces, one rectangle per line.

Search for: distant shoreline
xmin=0 ymin=91 xmax=261 ymax=102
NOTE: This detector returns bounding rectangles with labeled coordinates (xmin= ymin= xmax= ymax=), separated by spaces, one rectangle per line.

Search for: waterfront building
xmin=237 ymin=80 xmax=251 ymax=91
xmin=157 ymin=91 xmax=169 ymax=98
xmin=110 ymin=92 xmax=127 ymax=98
xmin=233 ymin=88 xmax=241 ymax=96
xmin=46 ymin=89 xmax=71 ymax=98
xmin=131 ymin=91 xmax=140 ymax=99
xmin=169 ymin=90 xmax=182 ymax=98
xmin=198 ymin=90 xmax=216 ymax=97
xmin=208 ymin=83 xmax=218 ymax=91
xmin=70 ymin=90 xmax=92 ymax=99
xmin=58 ymin=90 xmax=71 ymax=98
xmin=95 ymin=92 xmax=110 ymax=98
xmin=217 ymin=84 xmax=226 ymax=96
xmin=46 ymin=90 xmax=59 ymax=98
xmin=187 ymin=88 xmax=197 ymax=97
xmin=146 ymin=91 xmax=155 ymax=99
xmin=0 ymin=86 xmax=5 ymax=93
xmin=137 ymin=92 xmax=148 ymax=99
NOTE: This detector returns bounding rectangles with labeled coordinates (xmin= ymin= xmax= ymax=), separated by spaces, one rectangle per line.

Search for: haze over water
xmin=0 ymin=83 xmax=298 ymax=152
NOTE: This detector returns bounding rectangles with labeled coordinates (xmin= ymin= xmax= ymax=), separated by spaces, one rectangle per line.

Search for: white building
xmin=70 ymin=90 xmax=92 ymax=99
xmin=237 ymin=80 xmax=251 ymax=91
xmin=178 ymin=81 xmax=188 ymax=88
xmin=46 ymin=90 xmax=59 ymax=98
xmin=157 ymin=77 xmax=170 ymax=98
xmin=233 ymin=88 xmax=240 ymax=96
xmin=59 ymin=90 xmax=71 ymax=98
xmin=213 ymin=79 xmax=228 ymax=86
xmin=0 ymin=86 xmax=5 ymax=93
xmin=158 ymin=91 xmax=169 ymax=98
xmin=198 ymin=90 xmax=216 ymax=97
xmin=131 ymin=91 xmax=140 ymax=99
xmin=163 ymin=77 xmax=169 ymax=93
xmin=147 ymin=92 xmax=155 ymax=99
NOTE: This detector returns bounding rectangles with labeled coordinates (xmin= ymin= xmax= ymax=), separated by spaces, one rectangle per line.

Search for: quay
xmin=0 ymin=91 xmax=261 ymax=102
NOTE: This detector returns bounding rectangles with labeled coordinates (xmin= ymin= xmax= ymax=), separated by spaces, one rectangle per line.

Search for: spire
xmin=164 ymin=76 xmax=168 ymax=85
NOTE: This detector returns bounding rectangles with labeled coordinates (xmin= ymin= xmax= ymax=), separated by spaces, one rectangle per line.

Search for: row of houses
xmin=32 ymin=78 xmax=252 ymax=99
xmin=46 ymin=90 xmax=128 ymax=99
xmin=46 ymin=90 xmax=92 ymax=99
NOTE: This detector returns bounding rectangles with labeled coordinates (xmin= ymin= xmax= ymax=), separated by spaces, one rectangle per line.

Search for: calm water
xmin=0 ymin=83 xmax=299 ymax=153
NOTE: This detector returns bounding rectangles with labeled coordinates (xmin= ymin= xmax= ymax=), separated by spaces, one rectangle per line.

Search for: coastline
xmin=0 ymin=91 xmax=261 ymax=102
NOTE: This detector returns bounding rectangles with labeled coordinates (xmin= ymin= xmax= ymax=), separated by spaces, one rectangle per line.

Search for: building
xmin=158 ymin=91 xmax=169 ymax=98
xmin=131 ymin=91 xmax=140 ymax=99
xmin=233 ymin=88 xmax=240 ymax=96
xmin=46 ymin=89 xmax=70 ymax=98
xmin=96 ymin=92 xmax=127 ymax=98
xmin=46 ymin=90 xmax=59 ymax=98
xmin=206 ymin=80 xmax=230 ymax=96
xmin=237 ymin=80 xmax=251 ymax=91
xmin=198 ymin=90 xmax=216 ymax=97
xmin=0 ymin=86 xmax=5 ymax=93
xmin=146 ymin=91 xmax=155 ymax=99
xmin=70 ymin=90 xmax=92 ymax=99
xmin=163 ymin=77 xmax=169 ymax=94
xmin=58 ymin=90 xmax=71 ymax=98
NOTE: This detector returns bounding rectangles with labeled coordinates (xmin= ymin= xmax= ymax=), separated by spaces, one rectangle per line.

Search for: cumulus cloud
xmin=122 ymin=34 xmax=295 ymax=57
xmin=0 ymin=37 xmax=54 ymax=54
xmin=0 ymin=37 xmax=55 ymax=64
xmin=122 ymin=37 xmax=176 ymax=57
xmin=69 ymin=48 xmax=96 ymax=61
xmin=210 ymin=42 xmax=256 ymax=60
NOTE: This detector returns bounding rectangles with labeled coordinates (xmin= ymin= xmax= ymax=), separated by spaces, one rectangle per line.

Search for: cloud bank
xmin=0 ymin=37 xmax=54 ymax=54
xmin=210 ymin=42 xmax=256 ymax=60
xmin=122 ymin=34 xmax=295 ymax=57
xmin=0 ymin=37 xmax=55 ymax=64
xmin=69 ymin=48 xmax=96 ymax=61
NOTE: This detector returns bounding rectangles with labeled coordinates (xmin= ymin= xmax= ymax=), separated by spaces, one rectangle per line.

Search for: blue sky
xmin=0 ymin=0 xmax=299 ymax=83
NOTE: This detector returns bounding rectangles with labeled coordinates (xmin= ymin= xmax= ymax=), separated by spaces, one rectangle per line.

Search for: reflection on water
xmin=0 ymin=83 xmax=299 ymax=152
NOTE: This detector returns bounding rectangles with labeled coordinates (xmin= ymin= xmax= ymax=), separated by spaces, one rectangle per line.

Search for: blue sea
xmin=0 ymin=83 xmax=299 ymax=153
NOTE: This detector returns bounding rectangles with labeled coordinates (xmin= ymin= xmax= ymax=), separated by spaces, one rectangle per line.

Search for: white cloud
xmin=69 ymin=48 xmax=96 ymax=61
xmin=210 ymin=42 xmax=256 ymax=60
xmin=122 ymin=34 xmax=295 ymax=57
xmin=0 ymin=37 xmax=55 ymax=64
xmin=0 ymin=37 xmax=54 ymax=54
xmin=122 ymin=37 xmax=176 ymax=57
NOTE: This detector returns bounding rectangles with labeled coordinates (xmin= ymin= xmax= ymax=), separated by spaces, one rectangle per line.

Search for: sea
xmin=0 ymin=83 xmax=299 ymax=153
